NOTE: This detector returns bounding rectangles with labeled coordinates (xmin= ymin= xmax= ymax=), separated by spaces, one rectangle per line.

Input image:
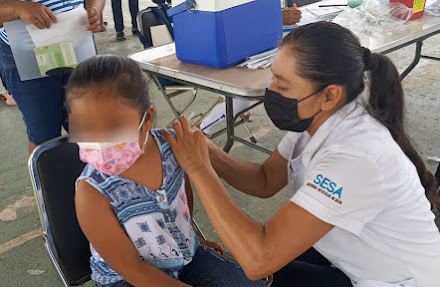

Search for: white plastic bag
xmin=333 ymin=0 xmax=413 ymax=33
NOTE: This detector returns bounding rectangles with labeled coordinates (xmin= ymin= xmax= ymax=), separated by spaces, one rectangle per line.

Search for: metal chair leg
xmin=242 ymin=121 xmax=257 ymax=144
xmin=165 ymin=88 xmax=198 ymax=127
xmin=192 ymin=219 xmax=206 ymax=241
xmin=152 ymin=75 xmax=181 ymax=119
xmin=191 ymin=97 xmax=223 ymax=127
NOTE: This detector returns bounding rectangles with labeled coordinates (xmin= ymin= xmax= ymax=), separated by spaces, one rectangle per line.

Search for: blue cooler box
xmin=167 ymin=0 xmax=283 ymax=69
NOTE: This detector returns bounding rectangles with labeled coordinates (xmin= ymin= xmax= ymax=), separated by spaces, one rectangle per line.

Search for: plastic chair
xmin=28 ymin=136 xmax=208 ymax=286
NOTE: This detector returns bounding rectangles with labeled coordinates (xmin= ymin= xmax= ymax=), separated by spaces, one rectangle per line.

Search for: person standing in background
xmin=0 ymin=0 xmax=105 ymax=154
xmin=111 ymin=0 xmax=139 ymax=41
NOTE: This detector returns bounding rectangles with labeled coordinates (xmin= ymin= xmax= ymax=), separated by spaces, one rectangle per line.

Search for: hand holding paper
xmin=4 ymin=7 xmax=96 ymax=81
xmin=85 ymin=6 xmax=101 ymax=33
xmin=26 ymin=8 xmax=91 ymax=48
xmin=25 ymin=8 xmax=96 ymax=76
xmin=16 ymin=1 xmax=57 ymax=29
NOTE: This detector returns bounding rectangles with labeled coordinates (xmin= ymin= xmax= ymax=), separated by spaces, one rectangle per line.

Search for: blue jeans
xmin=96 ymin=246 xmax=266 ymax=287
xmin=0 ymin=40 xmax=70 ymax=145
xmin=111 ymin=0 xmax=139 ymax=33
xmin=272 ymin=248 xmax=353 ymax=287
xmin=178 ymin=246 xmax=266 ymax=287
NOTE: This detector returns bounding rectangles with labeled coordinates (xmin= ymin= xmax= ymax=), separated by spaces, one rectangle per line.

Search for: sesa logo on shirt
xmin=306 ymin=174 xmax=343 ymax=204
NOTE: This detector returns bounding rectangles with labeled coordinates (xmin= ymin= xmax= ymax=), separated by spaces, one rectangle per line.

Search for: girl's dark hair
xmin=66 ymin=54 xmax=150 ymax=115
xmin=280 ymin=21 xmax=438 ymax=206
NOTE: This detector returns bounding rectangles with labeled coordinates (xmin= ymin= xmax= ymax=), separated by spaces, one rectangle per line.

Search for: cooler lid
xmin=172 ymin=0 xmax=256 ymax=12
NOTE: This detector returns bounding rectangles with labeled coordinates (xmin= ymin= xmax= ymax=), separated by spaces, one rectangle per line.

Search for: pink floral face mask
xmin=77 ymin=112 xmax=148 ymax=176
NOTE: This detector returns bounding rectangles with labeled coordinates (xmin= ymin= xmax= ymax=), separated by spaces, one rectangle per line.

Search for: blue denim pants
xmin=0 ymin=39 xmax=70 ymax=145
xmin=272 ymin=248 xmax=353 ymax=287
xmin=96 ymin=245 xmax=266 ymax=287
xmin=111 ymin=0 xmax=139 ymax=33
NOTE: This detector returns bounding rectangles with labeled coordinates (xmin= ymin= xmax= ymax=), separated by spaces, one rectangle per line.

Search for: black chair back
xmin=137 ymin=5 xmax=173 ymax=48
xmin=29 ymin=137 xmax=90 ymax=286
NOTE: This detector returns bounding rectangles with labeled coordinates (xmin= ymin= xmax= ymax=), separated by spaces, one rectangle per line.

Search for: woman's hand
xmin=16 ymin=2 xmax=57 ymax=29
xmin=282 ymin=8 xmax=302 ymax=25
xmin=204 ymin=136 xmax=219 ymax=159
xmin=163 ymin=116 xmax=212 ymax=176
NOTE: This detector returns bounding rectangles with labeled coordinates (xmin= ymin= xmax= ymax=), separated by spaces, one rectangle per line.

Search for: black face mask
xmin=264 ymin=89 xmax=322 ymax=132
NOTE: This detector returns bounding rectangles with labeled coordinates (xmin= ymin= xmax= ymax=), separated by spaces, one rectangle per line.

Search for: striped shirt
xmin=0 ymin=0 xmax=84 ymax=45
xmin=77 ymin=129 xmax=200 ymax=285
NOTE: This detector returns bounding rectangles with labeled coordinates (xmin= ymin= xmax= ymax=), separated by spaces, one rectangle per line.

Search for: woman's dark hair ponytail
xmin=281 ymin=21 xmax=439 ymax=206
xmin=366 ymin=53 xmax=439 ymax=206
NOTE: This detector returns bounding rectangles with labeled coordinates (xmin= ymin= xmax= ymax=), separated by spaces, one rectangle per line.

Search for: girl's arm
xmin=76 ymin=180 xmax=191 ymax=287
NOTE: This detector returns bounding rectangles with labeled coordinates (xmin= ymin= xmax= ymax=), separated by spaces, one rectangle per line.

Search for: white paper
xmin=306 ymin=7 xmax=344 ymax=17
xmin=26 ymin=8 xmax=91 ymax=48
xmin=151 ymin=24 xmax=174 ymax=47
xmin=283 ymin=24 xmax=299 ymax=30
xmin=297 ymin=9 xmax=319 ymax=26
xmin=237 ymin=48 xmax=278 ymax=69
xmin=130 ymin=43 xmax=176 ymax=63
xmin=315 ymin=0 xmax=348 ymax=5
xmin=5 ymin=7 xmax=96 ymax=81
xmin=425 ymin=0 xmax=440 ymax=16
xmin=297 ymin=0 xmax=346 ymax=25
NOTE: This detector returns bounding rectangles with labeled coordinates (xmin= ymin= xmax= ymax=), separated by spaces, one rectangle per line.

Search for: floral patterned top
xmin=76 ymin=129 xmax=199 ymax=285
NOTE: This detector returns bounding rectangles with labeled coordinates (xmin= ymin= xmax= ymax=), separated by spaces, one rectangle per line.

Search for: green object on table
xmin=34 ymin=42 xmax=78 ymax=77
xmin=348 ymin=0 xmax=363 ymax=8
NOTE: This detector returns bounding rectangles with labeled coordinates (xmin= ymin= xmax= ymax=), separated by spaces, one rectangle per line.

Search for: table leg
xmin=223 ymin=96 xmax=235 ymax=153
xmin=420 ymin=55 xmax=440 ymax=62
xmin=400 ymin=41 xmax=423 ymax=80
xmin=152 ymin=75 xmax=181 ymax=120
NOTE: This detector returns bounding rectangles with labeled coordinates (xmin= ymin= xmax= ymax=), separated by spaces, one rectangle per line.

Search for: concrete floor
xmin=0 ymin=1 xmax=439 ymax=286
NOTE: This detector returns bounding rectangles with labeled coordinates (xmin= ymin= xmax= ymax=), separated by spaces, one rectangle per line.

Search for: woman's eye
xmin=278 ymin=86 xmax=287 ymax=91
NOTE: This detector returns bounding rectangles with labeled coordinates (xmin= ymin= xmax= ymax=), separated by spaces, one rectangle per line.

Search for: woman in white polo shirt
xmin=163 ymin=22 xmax=440 ymax=287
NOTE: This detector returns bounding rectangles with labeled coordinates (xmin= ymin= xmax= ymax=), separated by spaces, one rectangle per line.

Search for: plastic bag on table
xmin=362 ymin=0 xmax=414 ymax=31
xmin=332 ymin=7 xmax=368 ymax=34
xmin=333 ymin=0 xmax=413 ymax=33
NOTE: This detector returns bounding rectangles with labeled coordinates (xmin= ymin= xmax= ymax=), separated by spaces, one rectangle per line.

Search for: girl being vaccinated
xmin=67 ymin=55 xmax=266 ymax=287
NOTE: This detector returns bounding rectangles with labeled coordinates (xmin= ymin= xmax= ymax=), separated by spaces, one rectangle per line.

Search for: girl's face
xmin=68 ymin=84 xmax=154 ymax=145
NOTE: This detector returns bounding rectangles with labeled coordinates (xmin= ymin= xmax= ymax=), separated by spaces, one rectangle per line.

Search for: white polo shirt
xmin=278 ymin=99 xmax=440 ymax=287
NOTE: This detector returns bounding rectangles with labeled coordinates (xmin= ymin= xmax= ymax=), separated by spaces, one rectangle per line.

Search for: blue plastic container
xmin=168 ymin=0 xmax=283 ymax=69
